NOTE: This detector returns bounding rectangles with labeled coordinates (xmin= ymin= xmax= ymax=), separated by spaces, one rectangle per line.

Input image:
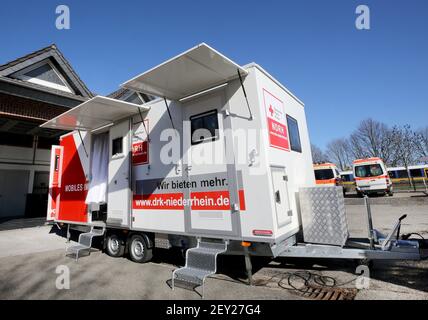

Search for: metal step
xmin=171 ymin=238 xmax=228 ymax=298
xmin=65 ymin=223 xmax=105 ymax=261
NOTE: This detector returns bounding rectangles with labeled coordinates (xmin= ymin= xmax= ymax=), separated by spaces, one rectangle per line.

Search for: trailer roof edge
xmin=243 ymin=63 xmax=305 ymax=108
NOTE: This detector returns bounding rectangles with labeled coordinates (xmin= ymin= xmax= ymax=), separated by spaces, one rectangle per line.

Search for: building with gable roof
xmin=0 ymin=44 xmax=92 ymax=219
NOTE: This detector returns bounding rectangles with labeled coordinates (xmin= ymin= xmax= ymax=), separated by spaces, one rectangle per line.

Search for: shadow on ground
xmin=49 ymin=225 xmax=428 ymax=295
xmin=0 ymin=216 xmax=46 ymax=231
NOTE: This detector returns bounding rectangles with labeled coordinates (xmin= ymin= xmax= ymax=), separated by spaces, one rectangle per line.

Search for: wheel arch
xmin=125 ymin=231 xmax=154 ymax=254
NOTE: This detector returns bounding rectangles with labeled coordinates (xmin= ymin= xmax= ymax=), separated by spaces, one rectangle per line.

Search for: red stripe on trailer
xmin=238 ymin=189 xmax=246 ymax=211
xmin=133 ymin=189 xmax=246 ymax=211
xmin=190 ymin=191 xmax=230 ymax=210
xmin=133 ymin=193 xmax=185 ymax=210
xmin=57 ymin=134 xmax=88 ymax=222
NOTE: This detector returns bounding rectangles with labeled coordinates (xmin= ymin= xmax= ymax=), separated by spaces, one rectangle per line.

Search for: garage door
xmin=0 ymin=170 xmax=29 ymax=218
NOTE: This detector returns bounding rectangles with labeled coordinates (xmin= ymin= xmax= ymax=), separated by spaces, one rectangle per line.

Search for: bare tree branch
xmin=311 ymin=144 xmax=329 ymax=163
xmin=326 ymin=138 xmax=352 ymax=171
xmin=348 ymin=118 xmax=396 ymax=165
xmin=414 ymin=127 xmax=428 ymax=160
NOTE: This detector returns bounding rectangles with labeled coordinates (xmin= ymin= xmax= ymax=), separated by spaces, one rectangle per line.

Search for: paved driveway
xmin=0 ymin=199 xmax=427 ymax=300
xmin=0 ymin=239 xmax=303 ymax=300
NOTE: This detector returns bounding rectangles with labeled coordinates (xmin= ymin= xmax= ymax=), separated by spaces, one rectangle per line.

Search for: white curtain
xmin=85 ymin=133 xmax=108 ymax=204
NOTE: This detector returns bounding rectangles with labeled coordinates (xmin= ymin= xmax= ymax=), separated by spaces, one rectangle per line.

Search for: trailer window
xmin=286 ymin=115 xmax=301 ymax=152
xmin=190 ymin=110 xmax=219 ymax=145
xmin=112 ymin=137 xmax=123 ymax=156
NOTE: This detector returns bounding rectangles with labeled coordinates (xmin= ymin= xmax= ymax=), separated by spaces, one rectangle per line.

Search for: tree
xmin=390 ymin=124 xmax=418 ymax=189
xmin=311 ymin=144 xmax=328 ymax=163
xmin=326 ymin=138 xmax=352 ymax=171
xmin=414 ymin=127 xmax=428 ymax=161
xmin=348 ymin=118 xmax=396 ymax=165
xmin=391 ymin=125 xmax=418 ymax=166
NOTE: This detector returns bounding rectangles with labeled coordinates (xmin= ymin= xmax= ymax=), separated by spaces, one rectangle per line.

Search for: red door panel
xmin=57 ymin=133 xmax=88 ymax=223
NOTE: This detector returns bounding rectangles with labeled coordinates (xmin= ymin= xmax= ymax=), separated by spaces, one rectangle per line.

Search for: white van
xmin=353 ymin=157 xmax=393 ymax=196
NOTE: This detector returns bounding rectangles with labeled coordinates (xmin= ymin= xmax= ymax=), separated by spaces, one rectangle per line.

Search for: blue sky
xmin=0 ymin=0 xmax=427 ymax=149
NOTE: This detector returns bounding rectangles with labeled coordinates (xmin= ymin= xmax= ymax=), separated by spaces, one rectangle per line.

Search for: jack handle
xmin=398 ymin=214 xmax=407 ymax=222
xmin=397 ymin=214 xmax=407 ymax=240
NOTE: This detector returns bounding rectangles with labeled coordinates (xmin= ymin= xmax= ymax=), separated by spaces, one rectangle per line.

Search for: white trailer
xmin=41 ymin=44 xmax=422 ymax=295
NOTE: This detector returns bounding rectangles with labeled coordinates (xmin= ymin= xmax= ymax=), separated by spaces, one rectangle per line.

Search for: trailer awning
xmin=40 ymin=96 xmax=149 ymax=131
xmin=121 ymin=43 xmax=248 ymax=100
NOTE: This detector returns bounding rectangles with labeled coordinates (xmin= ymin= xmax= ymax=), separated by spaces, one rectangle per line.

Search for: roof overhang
xmin=40 ymin=96 xmax=149 ymax=131
xmin=0 ymin=76 xmax=87 ymax=107
xmin=121 ymin=43 xmax=248 ymax=101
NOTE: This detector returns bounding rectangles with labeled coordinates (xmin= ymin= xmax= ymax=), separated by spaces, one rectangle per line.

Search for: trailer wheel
xmin=129 ymin=234 xmax=153 ymax=263
xmin=106 ymin=233 xmax=125 ymax=257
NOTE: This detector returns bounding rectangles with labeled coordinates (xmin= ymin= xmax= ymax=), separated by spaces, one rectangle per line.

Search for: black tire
xmin=128 ymin=234 xmax=153 ymax=263
xmin=105 ymin=233 xmax=125 ymax=257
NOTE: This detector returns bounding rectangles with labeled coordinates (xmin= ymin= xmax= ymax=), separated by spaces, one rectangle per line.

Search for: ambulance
xmin=313 ymin=163 xmax=343 ymax=186
xmin=353 ymin=157 xmax=393 ymax=196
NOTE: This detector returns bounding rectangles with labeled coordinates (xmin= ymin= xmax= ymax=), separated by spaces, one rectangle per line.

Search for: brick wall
xmin=0 ymin=93 xmax=68 ymax=121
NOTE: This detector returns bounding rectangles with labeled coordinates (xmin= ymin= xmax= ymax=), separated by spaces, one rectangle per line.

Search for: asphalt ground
xmin=0 ymin=197 xmax=426 ymax=300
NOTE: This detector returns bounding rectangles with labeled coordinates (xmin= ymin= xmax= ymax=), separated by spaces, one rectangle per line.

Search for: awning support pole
xmin=137 ymin=107 xmax=150 ymax=142
xmin=77 ymin=130 xmax=88 ymax=158
xmin=163 ymin=97 xmax=175 ymax=130
xmin=237 ymin=69 xmax=253 ymax=120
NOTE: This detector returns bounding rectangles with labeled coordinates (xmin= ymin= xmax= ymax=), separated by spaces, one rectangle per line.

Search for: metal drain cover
xmin=301 ymin=285 xmax=358 ymax=300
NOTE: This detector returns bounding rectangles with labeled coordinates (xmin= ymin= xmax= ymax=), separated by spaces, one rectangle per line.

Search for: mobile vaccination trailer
xmin=41 ymin=44 xmax=422 ymax=293
xmin=42 ymin=43 xmax=312 ymax=253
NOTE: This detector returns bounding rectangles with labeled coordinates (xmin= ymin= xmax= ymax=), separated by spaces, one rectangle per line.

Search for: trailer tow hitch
xmin=373 ymin=214 xmax=424 ymax=258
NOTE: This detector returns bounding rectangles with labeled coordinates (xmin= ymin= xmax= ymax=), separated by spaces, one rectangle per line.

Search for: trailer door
xmin=40 ymin=96 xmax=148 ymax=224
xmin=270 ymin=166 xmax=292 ymax=227
xmin=107 ymin=119 xmax=131 ymax=227
xmin=183 ymin=92 xmax=239 ymax=237
xmin=47 ymin=145 xmax=63 ymax=221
